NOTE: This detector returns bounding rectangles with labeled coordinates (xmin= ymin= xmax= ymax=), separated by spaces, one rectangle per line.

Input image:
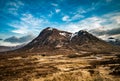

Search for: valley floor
xmin=0 ymin=52 xmax=120 ymax=81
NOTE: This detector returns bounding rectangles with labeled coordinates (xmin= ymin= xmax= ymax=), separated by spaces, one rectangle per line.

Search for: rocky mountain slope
xmin=0 ymin=46 xmax=12 ymax=52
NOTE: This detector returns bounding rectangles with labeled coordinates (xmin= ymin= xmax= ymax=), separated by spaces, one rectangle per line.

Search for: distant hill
xmin=0 ymin=44 xmax=25 ymax=52
xmin=0 ymin=46 xmax=12 ymax=52
xmin=107 ymin=37 xmax=120 ymax=46
xmin=4 ymin=35 xmax=35 ymax=43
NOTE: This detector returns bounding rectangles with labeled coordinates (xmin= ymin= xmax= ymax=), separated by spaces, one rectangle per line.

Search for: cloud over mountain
xmin=0 ymin=38 xmax=2 ymax=40
xmin=4 ymin=34 xmax=35 ymax=43
xmin=89 ymin=27 xmax=120 ymax=40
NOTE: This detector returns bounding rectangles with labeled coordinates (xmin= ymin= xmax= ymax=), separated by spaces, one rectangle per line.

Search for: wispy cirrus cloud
xmin=5 ymin=0 xmax=24 ymax=15
xmin=55 ymin=9 xmax=61 ymax=13
xmin=61 ymin=12 xmax=120 ymax=35
xmin=8 ymin=13 xmax=48 ymax=34
xmin=86 ymin=12 xmax=120 ymax=40
xmin=62 ymin=15 xmax=70 ymax=21
xmin=60 ymin=16 xmax=101 ymax=33
xmin=51 ymin=3 xmax=58 ymax=7
xmin=62 ymin=14 xmax=84 ymax=22
xmin=70 ymin=14 xmax=84 ymax=21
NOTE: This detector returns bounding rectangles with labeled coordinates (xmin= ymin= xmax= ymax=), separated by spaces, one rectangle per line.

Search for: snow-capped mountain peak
xmin=47 ymin=27 xmax=53 ymax=31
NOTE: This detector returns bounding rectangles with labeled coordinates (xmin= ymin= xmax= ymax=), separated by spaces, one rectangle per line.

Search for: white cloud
xmin=55 ymin=9 xmax=61 ymax=13
xmin=0 ymin=40 xmax=22 ymax=46
xmin=77 ymin=8 xmax=87 ymax=14
xmin=111 ymin=34 xmax=120 ymax=39
xmin=8 ymin=8 xmax=18 ymax=15
xmin=60 ymin=12 xmax=120 ymax=35
xmin=8 ymin=1 xmax=24 ymax=8
xmin=9 ymin=13 xmax=48 ymax=34
xmin=62 ymin=15 xmax=70 ymax=21
xmin=72 ymin=1 xmax=110 ymax=16
xmin=12 ymin=27 xmax=28 ymax=34
xmin=90 ymin=0 xmax=111 ymax=12
xmin=51 ymin=3 xmax=58 ymax=7
xmin=74 ymin=8 xmax=93 ymax=15
xmin=101 ymin=12 xmax=120 ymax=29
xmin=62 ymin=24 xmax=81 ymax=33
xmin=70 ymin=14 xmax=84 ymax=21
xmin=112 ymin=16 xmax=120 ymax=24
xmin=97 ymin=31 xmax=120 ymax=41
xmin=21 ymin=14 xmax=44 ymax=26
xmin=72 ymin=6 xmax=95 ymax=16
xmin=6 ymin=0 xmax=24 ymax=15
xmin=62 ymin=14 xmax=84 ymax=22
xmin=61 ymin=16 xmax=103 ymax=33
xmin=98 ymin=35 xmax=109 ymax=40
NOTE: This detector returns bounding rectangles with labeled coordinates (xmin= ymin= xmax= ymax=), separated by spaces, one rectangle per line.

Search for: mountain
xmin=0 ymin=44 xmax=25 ymax=52
xmin=14 ymin=27 xmax=119 ymax=54
xmin=4 ymin=36 xmax=19 ymax=43
xmin=4 ymin=35 xmax=35 ymax=43
xmin=70 ymin=30 xmax=115 ymax=51
xmin=0 ymin=46 xmax=12 ymax=52
xmin=107 ymin=37 xmax=120 ymax=46
xmin=20 ymin=27 xmax=72 ymax=54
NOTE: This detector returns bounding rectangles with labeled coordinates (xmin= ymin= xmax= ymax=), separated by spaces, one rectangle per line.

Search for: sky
xmin=0 ymin=0 xmax=120 ymax=46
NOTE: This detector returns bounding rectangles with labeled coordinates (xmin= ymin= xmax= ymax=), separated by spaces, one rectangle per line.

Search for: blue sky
xmin=0 ymin=0 xmax=120 ymax=46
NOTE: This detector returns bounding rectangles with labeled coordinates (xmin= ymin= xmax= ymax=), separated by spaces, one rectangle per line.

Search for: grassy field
xmin=0 ymin=52 xmax=120 ymax=81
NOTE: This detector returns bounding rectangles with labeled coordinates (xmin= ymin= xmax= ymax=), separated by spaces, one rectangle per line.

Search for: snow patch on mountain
xmin=108 ymin=38 xmax=116 ymax=42
xmin=59 ymin=32 xmax=66 ymax=36
xmin=70 ymin=32 xmax=78 ymax=40
xmin=83 ymin=32 xmax=86 ymax=35
xmin=47 ymin=27 xmax=53 ymax=31
xmin=78 ymin=30 xmax=87 ymax=35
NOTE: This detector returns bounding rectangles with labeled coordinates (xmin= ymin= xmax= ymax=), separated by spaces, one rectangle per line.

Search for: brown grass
xmin=0 ymin=52 xmax=120 ymax=81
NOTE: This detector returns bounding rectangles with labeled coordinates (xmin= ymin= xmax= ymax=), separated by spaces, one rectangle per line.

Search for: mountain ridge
xmin=10 ymin=27 xmax=119 ymax=55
